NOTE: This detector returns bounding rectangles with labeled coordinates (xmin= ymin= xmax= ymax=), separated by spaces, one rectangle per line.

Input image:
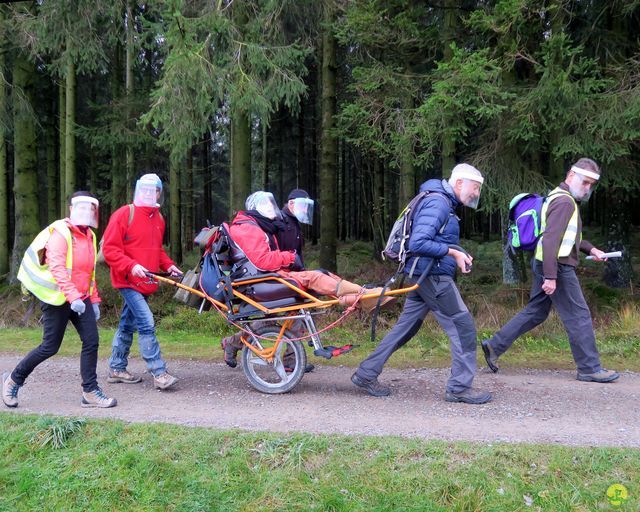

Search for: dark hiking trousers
xmin=488 ymin=260 xmax=601 ymax=374
xmin=12 ymin=298 xmax=100 ymax=392
xmin=356 ymin=275 xmax=477 ymax=393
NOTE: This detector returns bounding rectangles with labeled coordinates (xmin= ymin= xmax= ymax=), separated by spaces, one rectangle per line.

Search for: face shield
xmin=245 ymin=191 xmax=281 ymax=220
xmin=133 ymin=175 xmax=164 ymax=207
xmin=459 ymin=179 xmax=483 ymax=209
xmin=290 ymin=197 xmax=314 ymax=225
xmin=69 ymin=196 xmax=99 ymax=228
xmin=568 ymin=166 xmax=599 ymax=202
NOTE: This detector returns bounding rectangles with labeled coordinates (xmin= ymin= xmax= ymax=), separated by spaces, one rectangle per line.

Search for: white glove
xmin=131 ymin=264 xmax=148 ymax=278
xmin=92 ymin=303 xmax=100 ymax=321
xmin=167 ymin=265 xmax=183 ymax=277
xmin=71 ymin=299 xmax=86 ymax=315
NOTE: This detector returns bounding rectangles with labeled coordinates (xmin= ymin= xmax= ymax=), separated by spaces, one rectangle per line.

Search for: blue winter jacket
xmin=405 ymin=179 xmax=460 ymax=278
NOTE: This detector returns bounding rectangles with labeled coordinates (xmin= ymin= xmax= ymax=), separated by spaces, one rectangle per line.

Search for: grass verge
xmin=0 ymin=413 xmax=637 ymax=511
xmin=0 ymin=307 xmax=638 ymax=372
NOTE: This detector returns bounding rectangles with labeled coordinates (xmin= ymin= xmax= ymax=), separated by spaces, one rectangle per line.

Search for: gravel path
xmin=1 ymin=354 xmax=638 ymax=448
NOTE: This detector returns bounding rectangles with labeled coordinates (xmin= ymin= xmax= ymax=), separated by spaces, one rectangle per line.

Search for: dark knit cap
xmin=288 ymin=189 xmax=310 ymax=200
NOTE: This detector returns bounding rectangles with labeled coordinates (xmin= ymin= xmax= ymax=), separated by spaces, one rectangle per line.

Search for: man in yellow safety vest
xmin=481 ymin=158 xmax=619 ymax=384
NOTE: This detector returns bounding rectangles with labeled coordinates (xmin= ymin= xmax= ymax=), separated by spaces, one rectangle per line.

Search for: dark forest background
xmin=1 ymin=0 xmax=638 ymax=287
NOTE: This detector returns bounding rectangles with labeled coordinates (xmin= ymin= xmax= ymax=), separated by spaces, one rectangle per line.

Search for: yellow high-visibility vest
xmin=17 ymin=220 xmax=97 ymax=305
xmin=535 ymin=187 xmax=579 ymax=261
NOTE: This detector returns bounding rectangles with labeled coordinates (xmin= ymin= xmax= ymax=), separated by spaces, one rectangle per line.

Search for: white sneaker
xmin=81 ymin=388 xmax=117 ymax=408
xmin=2 ymin=372 xmax=20 ymax=408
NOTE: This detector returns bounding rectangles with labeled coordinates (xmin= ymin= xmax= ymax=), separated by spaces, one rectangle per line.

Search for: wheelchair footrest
xmin=313 ymin=344 xmax=357 ymax=359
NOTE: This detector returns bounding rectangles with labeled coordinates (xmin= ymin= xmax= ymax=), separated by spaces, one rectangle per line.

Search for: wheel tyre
xmin=241 ymin=325 xmax=307 ymax=394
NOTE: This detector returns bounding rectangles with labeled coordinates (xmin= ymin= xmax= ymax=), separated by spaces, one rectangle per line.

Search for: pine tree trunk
xmin=229 ymin=2 xmax=251 ymax=216
xmin=10 ymin=53 xmax=40 ymax=282
xmin=229 ymin=110 xmax=251 ymax=216
xmin=64 ymin=58 xmax=76 ymax=201
xmin=111 ymin=43 xmax=126 ymax=210
xmin=58 ymin=79 xmax=66 ymax=215
xmin=169 ymin=156 xmax=182 ymax=264
xmin=261 ymin=120 xmax=268 ymax=190
xmin=319 ymin=1 xmax=337 ymax=271
xmin=547 ymin=1 xmax=565 ymax=182
xmin=182 ymin=147 xmax=193 ymax=254
xmin=203 ymin=136 xmax=211 ymax=223
xmin=603 ymin=187 xmax=633 ymax=288
xmin=372 ymin=158 xmax=384 ymax=258
xmin=0 ymin=12 xmax=8 ymax=277
xmin=125 ymin=0 xmax=134 ymax=188
xmin=441 ymin=0 xmax=457 ymax=175
xmin=46 ymin=87 xmax=58 ymax=223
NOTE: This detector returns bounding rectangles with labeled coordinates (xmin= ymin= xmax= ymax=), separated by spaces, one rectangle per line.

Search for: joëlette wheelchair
xmin=148 ymin=224 xmax=420 ymax=394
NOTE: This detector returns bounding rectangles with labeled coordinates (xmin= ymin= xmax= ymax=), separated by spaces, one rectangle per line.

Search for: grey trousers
xmin=356 ymin=275 xmax=478 ymax=393
xmin=488 ymin=260 xmax=601 ymax=374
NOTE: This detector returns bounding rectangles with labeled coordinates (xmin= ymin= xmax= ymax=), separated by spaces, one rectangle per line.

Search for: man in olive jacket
xmin=482 ymin=158 xmax=619 ymax=384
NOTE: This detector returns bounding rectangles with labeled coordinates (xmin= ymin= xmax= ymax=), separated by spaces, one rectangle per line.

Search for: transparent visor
xmin=69 ymin=197 xmax=99 ymax=228
xmin=133 ymin=179 xmax=164 ymax=207
xmin=290 ymin=197 xmax=314 ymax=225
xmin=569 ymin=173 xmax=598 ymax=202
xmin=245 ymin=191 xmax=281 ymax=220
xmin=460 ymin=179 xmax=483 ymax=209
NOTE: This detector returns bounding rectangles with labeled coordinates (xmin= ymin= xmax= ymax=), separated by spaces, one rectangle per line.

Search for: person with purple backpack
xmin=482 ymin=158 xmax=619 ymax=384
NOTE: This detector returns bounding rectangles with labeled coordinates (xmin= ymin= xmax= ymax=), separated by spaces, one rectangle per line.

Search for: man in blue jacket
xmin=351 ymin=164 xmax=492 ymax=404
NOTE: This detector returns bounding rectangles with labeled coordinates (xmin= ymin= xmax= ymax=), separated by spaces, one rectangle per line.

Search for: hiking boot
xmin=153 ymin=372 xmax=178 ymax=390
xmin=2 ymin=372 xmax=20 ymax=408
xmin=351 ymin=372 xmax=391 ymax=397
xmin=107 ymin=369 xmax=142 ymax=384
xmin=284 ymin=364 xmax=315 ymax=374
xmin=445 ymin=388 xmax=492 ymax=404
xmin=221 ymin=336 xmax=239 ymax=368
xmin=576 ymin=368 xmax=620 ymax=383
xmin=81 ymin=388 xmax=117 ymax=408
xmin=481 ymin=340 xmax=499 ymax=373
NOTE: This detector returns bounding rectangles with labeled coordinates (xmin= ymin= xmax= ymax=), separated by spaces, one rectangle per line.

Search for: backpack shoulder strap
xmin=127 ymin=204 xmax=135 ymax=226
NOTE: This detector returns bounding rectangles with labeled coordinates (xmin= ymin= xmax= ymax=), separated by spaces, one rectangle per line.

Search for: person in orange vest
xmin=3 ymin=191 xmax=116 ymax=409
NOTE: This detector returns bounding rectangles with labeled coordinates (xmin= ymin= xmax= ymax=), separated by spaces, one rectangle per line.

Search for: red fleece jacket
xmin=102 ymin=204 xmax=175 ymax=295
xmin=229 ymin=211 xmax=296 ymax=271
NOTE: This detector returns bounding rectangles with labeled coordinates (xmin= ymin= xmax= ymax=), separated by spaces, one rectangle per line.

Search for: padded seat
xmin=237 ymin=279 xmax=302 ymax=302
xmin=234 ymin=296 xmax=310 ymax=320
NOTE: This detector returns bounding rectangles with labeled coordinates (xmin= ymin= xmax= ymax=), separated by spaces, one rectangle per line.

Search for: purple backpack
xmin=507 ymin=193 xmax=545 ymax=251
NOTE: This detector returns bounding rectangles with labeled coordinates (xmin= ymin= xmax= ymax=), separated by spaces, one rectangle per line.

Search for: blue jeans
xmin=108 ymin=288 xmax=167 ymax=376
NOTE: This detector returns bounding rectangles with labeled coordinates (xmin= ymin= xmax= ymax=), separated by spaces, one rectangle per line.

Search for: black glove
xmin=289 ymin=254 xmax=304 ymax=271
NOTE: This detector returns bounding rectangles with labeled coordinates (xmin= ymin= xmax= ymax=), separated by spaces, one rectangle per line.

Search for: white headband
xmin=451 ymin=171 xmax=485 ymax=185
xmin=571 ymin=165 xmax=600 ymax=181
xmin=71 ymin=196 xmax=99 ymax=207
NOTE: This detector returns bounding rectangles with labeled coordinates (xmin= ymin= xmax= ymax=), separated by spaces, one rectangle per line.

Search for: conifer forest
xmin=1 ymin=0 xmax=638 ymax=285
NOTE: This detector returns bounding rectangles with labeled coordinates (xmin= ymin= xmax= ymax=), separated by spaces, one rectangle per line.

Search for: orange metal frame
xmin=152 ymin=273 xmax=419 ymax=317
